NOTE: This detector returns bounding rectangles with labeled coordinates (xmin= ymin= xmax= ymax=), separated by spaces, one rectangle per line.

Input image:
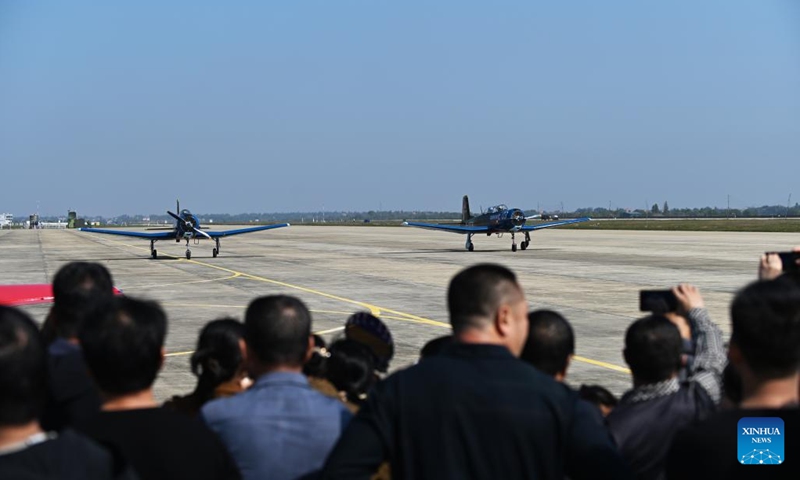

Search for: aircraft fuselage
xmin=466 ymin=207 xmax=527 ymax=233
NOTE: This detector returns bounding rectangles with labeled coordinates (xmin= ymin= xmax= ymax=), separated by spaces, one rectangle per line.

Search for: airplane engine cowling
xmin=511 ymin=209 xmax=525 ymax=226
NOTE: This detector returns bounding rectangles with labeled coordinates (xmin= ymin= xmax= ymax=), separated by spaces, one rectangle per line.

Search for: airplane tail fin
xmin=461 ymin=195 xmax=471 ymax=224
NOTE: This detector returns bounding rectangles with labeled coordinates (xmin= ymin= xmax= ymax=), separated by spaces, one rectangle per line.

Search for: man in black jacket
xmin=41 ymin=262 xmax=114 ymax=431
xmin=78 ymin=296 xmax=241 ymax=480
xmin=322 ymin=263 xmax=630 ymax=480
xmin=666 ymin=276 xmax=800 ymax=479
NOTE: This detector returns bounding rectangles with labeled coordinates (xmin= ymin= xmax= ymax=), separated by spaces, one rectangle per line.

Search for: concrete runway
xmin=3 ymin=226 xmax=797 ymax=400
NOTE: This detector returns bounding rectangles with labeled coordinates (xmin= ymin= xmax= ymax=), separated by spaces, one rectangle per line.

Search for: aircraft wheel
xmin=468 ymin=243 xmax=474 ymax=252
xmin=151 ymin=249 xmax=158 ymax=259
xmin=512 ymin=244 xmax=517 ymax=252
xmin=186 ymin=250 xmax=191 ymax=260
xmin=212 ymin=248 xmax=218 ymax=258
xmin=521 ymin=242 xmax=527 ymax=251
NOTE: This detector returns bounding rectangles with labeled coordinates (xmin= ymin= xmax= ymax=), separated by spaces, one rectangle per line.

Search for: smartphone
xmin=766 ymin=252 xmax=800 ymax=273
xmin=640 ymin=290 xmax=678 ymax=313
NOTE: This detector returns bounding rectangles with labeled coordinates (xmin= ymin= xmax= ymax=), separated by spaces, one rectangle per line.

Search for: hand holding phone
xmin=640 ymin=290 xmax=678 ymax=313
xmin=764 ymin=251 xmax=800 ymax=274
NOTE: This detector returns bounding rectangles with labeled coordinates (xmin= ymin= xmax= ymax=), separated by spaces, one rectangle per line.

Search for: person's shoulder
xmin=134 ymin=408 xmax=230 ymax=449
xmin=305 ymin=385 xmax=353 ymax=414
xmin=201 ymin=389 xmax=249 ymax=423
xmin=163 ymin=393 xmax=202 ymax=416
xmin=56 ymin=428 xmax=111 ymax=451
xmin=696 ymin=406 xmax=800 ymax=428
xmin=0 ymin=429 xmax=121 ymax=479
xmin=672 ymin=408 xmax=787 ymax=451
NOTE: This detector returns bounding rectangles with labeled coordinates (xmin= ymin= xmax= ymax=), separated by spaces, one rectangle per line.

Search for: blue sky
xmin=1 ymin=1 xmax=799 ymax=216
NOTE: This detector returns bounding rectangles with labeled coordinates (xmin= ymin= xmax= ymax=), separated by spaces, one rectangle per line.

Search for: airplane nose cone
xmin=512 ymin=210 xmax=525 ymax=225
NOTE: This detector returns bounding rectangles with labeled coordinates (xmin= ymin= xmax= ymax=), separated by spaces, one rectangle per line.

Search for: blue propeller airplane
xmin=403 ymin=195 xmax=591 ymax=252
xmin=79 ymin=201 xmax=289 ymax=259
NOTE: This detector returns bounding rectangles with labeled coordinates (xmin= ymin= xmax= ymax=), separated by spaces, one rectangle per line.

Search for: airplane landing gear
xmin=521 ymin=232 xmax=531 ymax=250
xmin=185 ymin=239 xmax=192 ymax=259
xmin=511 ymin=232 xmax=517 ymax=252
xmin=466 ymin=234 xmax=474 ymax=252
xmin=150 ymin=240 xmax=158 ymax=259
xmin=212 ymin=238 xmax=220 ymax=258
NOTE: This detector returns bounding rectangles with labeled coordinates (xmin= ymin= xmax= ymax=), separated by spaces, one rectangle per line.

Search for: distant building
xmin=0 ymin=213 xmax=12 ymax=228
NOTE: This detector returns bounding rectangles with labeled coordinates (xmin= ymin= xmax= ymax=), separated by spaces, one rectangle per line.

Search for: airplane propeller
xmin=167 ymin=211 xmax=211 ymax=239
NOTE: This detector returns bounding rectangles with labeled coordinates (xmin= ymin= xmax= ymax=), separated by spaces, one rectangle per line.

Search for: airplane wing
xmin=403 ymin=222 xmax=489 ymax=234
xmin=79 ymin=228 xmax=175 ymax=239
xmin=520 ymin=217 xmax=592 ymax=231
xmin=0 ymin=284 xmax=123 ymax=307
xmin=205 ymin=223 xmax=290 ymax=238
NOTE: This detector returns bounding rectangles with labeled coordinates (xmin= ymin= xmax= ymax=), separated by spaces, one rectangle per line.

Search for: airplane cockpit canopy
xmin=486 ymin=204 xmax=508 ymax=214
xmin=181 ymin=209 xmax=192 ymax=217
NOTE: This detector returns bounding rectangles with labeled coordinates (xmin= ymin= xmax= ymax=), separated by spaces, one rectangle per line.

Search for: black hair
xmin=578 ymin=384 xmax=618 ymax=408
xmin=521 ymin=310 xmax=575 ymax=376
xmin=624 ymin=315 xmax=682 ymax=384
xmin=325 ymin=339 xmax=376 ymax=406
xmin=245 ymin=295 xmax=311 ymax=367
xmin=0 ymin=306 xmax=47 ymax=426
xmin=190 ymin=318 xmax=245 ymax=401
xmin=79 ymin=296 xmax=167 ymax=395
xmin=51 ymin=262 xmax=114 ymax=339
xmin=303 ymin=334 xmax=328 ymax=378
xmin=447 ymin=264 xmax=522 ymax=333
xmin=419 ymin=335 xmax=453 ymax=360
xmin=731 ymin=277 xmax=800 ymax=379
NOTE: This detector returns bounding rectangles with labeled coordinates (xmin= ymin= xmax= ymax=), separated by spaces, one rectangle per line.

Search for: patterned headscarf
xmin=345 ymin=312 xmax=394 ymax=373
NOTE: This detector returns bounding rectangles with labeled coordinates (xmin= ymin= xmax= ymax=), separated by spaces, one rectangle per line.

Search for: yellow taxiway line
xmin=98 ymin=236 xmax=631 ymax=374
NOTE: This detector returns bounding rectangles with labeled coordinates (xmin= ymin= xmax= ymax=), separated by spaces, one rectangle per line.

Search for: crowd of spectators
xmin=0 ymin=251 xmax=798 ymax=479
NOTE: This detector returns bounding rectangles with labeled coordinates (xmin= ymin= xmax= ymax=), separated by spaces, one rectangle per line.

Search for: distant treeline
xmin=52 ymin=202 xmax=798 ymax=225
xmin=574 ymin=203 xmax=800 ymax=219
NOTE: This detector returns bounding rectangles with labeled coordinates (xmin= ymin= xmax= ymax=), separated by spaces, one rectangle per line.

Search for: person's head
xmin=0 ymin=306 xmax=47 ymax=427
xmin=419 ymin=335 xmax=454 ymax=360
xmin=578 ymin=385 xmax=618 ymax=417
xmin=447 ymin=264 xmax=528 ymax=355
xmin=729 ymin=277 xmax=800 ymax=382
xmin=191 ymin=318 xmax=246 ymax=394
xmin=79 ymin=296 xmax=167 ymax=396
xmin=244 ymin=295 xmax=313 ymax=373
xmin=520 ymin=310 xmax=575 ymax=381
xmin=344 ymin=312 xmax=394 ymax=373
xmin=50 ymin=262 xmax=114 ymax=339
xmin=623 ymin=315 xmax=682 ymax=386
xmin=303 ymin=334 xmax=329 ymax=378
xmin=326 ymin=339 xmax=377 ymax=406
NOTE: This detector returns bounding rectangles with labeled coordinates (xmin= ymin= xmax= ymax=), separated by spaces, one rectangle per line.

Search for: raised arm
xmin=673 ymin=285 xmax=726 ymax=403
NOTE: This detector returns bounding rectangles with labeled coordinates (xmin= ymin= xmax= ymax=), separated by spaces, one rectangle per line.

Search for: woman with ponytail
xmin=164 ymin=318 xmax=250 ymax=416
